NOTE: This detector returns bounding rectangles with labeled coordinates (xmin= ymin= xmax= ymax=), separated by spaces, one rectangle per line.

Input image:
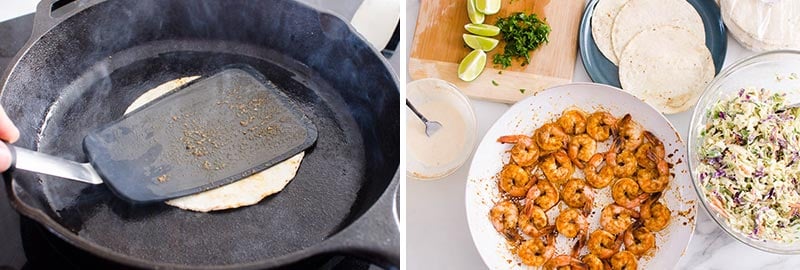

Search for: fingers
xmin=0 ymin=105 xmax=19 ymax=143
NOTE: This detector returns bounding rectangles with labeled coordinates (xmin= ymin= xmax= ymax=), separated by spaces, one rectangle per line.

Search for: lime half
xmin=475 ymin=0 xmax=501 ymax=15
xmin=463 ymin=34 xmax=499 ymax=51
xmin=467 ymin=0 xmax=485 ymax=24
xmin=464 ymin=23 xmax=500 ymax=37
xmin=458 ymin=49 xmax=487 ymax=82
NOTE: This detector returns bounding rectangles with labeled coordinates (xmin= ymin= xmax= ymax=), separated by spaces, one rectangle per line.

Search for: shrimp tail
xmin=572 ymin=157 xmax=586 ymax=169
xmin=497 ymin=135 xmax=524 ymax=144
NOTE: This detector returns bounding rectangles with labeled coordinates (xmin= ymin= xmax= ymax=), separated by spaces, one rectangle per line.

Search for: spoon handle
xmin=406 ymin=99 xmax=429 ymax=123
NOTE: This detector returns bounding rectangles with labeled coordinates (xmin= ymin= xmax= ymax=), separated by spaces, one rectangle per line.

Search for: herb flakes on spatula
xmin=493 ymin=12 xmax=551 ymax=68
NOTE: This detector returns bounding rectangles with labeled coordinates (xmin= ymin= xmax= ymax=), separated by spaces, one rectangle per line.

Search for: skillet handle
xmin=31 ymin=0 xmax=103 ymax=39
xmin=318 ymin=171 xmax=400 ymax=269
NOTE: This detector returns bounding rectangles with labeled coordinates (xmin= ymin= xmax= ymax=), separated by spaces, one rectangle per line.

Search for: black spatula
xmin=5 ymin=67 xmax=317 ymax=203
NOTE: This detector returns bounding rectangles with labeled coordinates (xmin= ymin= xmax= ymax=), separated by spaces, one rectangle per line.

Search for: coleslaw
xmin=698 ymin=88 xmax=800 ymax=243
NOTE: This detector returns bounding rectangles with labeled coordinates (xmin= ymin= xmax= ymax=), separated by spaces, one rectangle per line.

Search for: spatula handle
xmin=3 ymin=142 xmax=103 ymax=185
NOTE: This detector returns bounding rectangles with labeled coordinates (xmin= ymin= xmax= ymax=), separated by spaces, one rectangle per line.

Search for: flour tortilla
xmin=125 ymin=77 xmax=304 ymax=212
xmin=611 ymin=0 xmax=705 ymax=60
xmin=721 ymin=0 xmax=800 ymax=51
xmin=618 ymin=26 xmax=714 ymax=114
xmin=591 ymin=0 xmax=629 ymax=65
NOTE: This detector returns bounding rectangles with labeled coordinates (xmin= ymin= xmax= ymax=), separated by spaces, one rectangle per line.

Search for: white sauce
xmin=407 ymin=100 xmax=467 ymax=168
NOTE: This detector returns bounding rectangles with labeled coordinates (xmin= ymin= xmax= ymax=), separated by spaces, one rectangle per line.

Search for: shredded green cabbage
xmin=699 ymin=88 xmax=800 ymax=243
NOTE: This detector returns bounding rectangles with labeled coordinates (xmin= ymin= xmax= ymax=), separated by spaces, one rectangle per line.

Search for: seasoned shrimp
xmin=636 ymin=151 xmax=670 ymax=193
xmin=526 ymin=178 xmax=561 ymax=211
xmin=609 ymin=251 xmax=637 ymax=270
xmin=519 ymin=205 xmax=552 ymax=237
xmin=556 ymin=208 xmax=589 ymax=238
xmin=569 ymin=134 xmax=597 ymax=168
xmin=544 ymin=255 xmax=586 ymax=270
xmin=585 ymin=153 xmax=615 ymax=189
xmin=498 ymin=135 xmax=540 ymax=167
xmin=541 ymin=151 xmax=575 ymax=185
xmin=606 ymin=140 xmax=638 ymax=177
xmin=635 ymin=131 xmax=665 ymax=169
xmin=587 ymin=229 xmax=622 ymax=259
xmin=535 ymin=123 xmax=569 ymax=152
xmin=499 ymin=163 xmax=534 ymax=197
xmin=586 ymin=112 xmax=617 ymax=142
xmin=562 ymin=178 xmax=595 ymax=213
xmin=582 ymin=254 xmax=608 ymax=270
xmin=641 ymin=192 xmax=670 ymax=232
xmin=611 ymin=178 xmax=649 ymax=209
xmin=623 ymin=222 xmax=655 ymax=257
xmin=489 ymin=200 xmax=519 ymax=236
xmin=615 ymin=114 xmax=643 ymax=152
xmin=600 ymin=204 xmax=639 ymax=235
xmin=557 ymin=109 xmax=588 ymax=135
xmin=518 ymin=232 xmax=556 ymax=266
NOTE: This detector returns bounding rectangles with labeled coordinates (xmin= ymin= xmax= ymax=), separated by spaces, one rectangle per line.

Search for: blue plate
xmin=579 ymin=0 xmax=727 ymax=87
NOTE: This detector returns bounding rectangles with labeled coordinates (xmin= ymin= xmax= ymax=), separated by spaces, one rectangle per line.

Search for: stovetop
xmin=0 ymin=4 xmax=397 ymax=269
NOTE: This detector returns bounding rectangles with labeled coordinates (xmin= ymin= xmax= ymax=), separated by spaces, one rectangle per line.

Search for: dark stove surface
xmin=0 ymin=3 xmax=393 ymax=268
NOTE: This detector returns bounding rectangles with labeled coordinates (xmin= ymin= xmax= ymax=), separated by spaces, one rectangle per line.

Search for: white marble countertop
xmin=406 ymin=0 xmax=800 ymax=269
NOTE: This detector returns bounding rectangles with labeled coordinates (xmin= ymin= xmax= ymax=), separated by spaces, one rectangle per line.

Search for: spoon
xmin=406 ymin=99 xmax=442 ymax=137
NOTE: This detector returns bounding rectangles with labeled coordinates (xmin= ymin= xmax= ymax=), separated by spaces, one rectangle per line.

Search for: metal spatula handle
xmin=6 ymin=143 xmax=103 ymax=185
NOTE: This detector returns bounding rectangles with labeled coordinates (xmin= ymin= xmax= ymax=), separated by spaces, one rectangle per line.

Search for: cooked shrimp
xmin=535 ymin=123 xmax=569 ymax=152
xmin=641 ymin=192 xmax=670 ymax=232
xmin=623 ymin=222 xmax=655 ymax=257
xmin=600 ymin=204 xmax=639 ymax=235
xmin=526 ymin=178 xmax=560 ymax=211
xmin=556 ymin=208 xmax=589 ymax=238
xmin=518 ymin=232 xmax=556 ymax=266
xmin=569 ymin=134 xmax=597 ymax=168
xmin=606 ymin=139 xmax=638 ymax=177
xmin=611 ymin=178 xmax=649 ymax=209
xmin=582 ymin=254 xmax=608 ymax=270
xmin=635 ymin=152 xmax=669 ymax=193
xmin=489 ymin=200 xmax=519 ymax=236
xmin=635 ymin=131 xmax=665 ymax=169
xmin=519 ymin=205 xmax=552 ymax=237
xmin=609 ymin=251 xmax=637 ymax=270
xmin=587 ymin=229 xmax=622 ymax=259
xmin=541 ymin=151 xmax=575 ymax=185
xmin=558 ymin=109 xmax=588 ymax=135
xmin=585 ymin=153 xmax=615 ymax=189
xmin=586 ymin=112 xmax=617 ymax=142
xmin=544 ymin=254 xmax=586 ymax=270
xmin=498 ymin=135 xmax=540 ymax=167
xmin=562 ymin=178 xmax=595 ymax=214
xmin=615 ymin=114 xmax=643 ymax=152
xmin=499 ymin=163 xmax=534 ymax=197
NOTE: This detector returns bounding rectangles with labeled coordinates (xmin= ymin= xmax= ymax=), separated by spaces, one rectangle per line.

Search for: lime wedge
xmin=467 ymin=0 xmax=485 ymax=24
xmin=475 ymin=0 xmax=501 ymax=15
xmin=464 ymin=23 xmax=500 ymax=37
xmin=458 ymin=49 xmax=487 ymax=82
xmin=463 ymin=34 xmax=499 ymax=51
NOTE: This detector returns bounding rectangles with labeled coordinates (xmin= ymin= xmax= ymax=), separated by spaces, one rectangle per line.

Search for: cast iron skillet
xmin=0 ymin=0 xmax=399 ymax=268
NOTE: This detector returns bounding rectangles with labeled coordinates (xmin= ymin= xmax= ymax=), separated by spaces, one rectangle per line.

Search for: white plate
xmin=465 ymin=83 xmax=697 ymax=269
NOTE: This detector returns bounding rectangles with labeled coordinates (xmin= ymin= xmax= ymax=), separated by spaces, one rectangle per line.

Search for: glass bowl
xmin=688 ymin=50 xmax=800 ymax=254
xmin=406 ymin=78 xmax=477 ymax=180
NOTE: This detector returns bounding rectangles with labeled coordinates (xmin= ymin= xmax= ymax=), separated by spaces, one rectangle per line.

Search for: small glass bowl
xmin=406 ymin=78 xmax=477 ymax=180
xmin=688 ymin=50 xmax=800 ymax=254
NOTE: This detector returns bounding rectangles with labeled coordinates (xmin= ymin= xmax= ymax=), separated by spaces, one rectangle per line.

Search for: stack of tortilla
xmin=720 ymin=0 xmax=800 ymax=52
xmin=591 ymin=0 xmax=714 ymax=114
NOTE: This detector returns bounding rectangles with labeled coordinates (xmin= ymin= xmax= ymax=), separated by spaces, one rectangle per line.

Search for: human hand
xmin=0 ymin=106 xmax=19 ymax=171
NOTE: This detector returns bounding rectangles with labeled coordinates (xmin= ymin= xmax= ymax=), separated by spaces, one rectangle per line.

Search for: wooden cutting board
xmin=410 ymin=0 xmax=585 ymax=103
